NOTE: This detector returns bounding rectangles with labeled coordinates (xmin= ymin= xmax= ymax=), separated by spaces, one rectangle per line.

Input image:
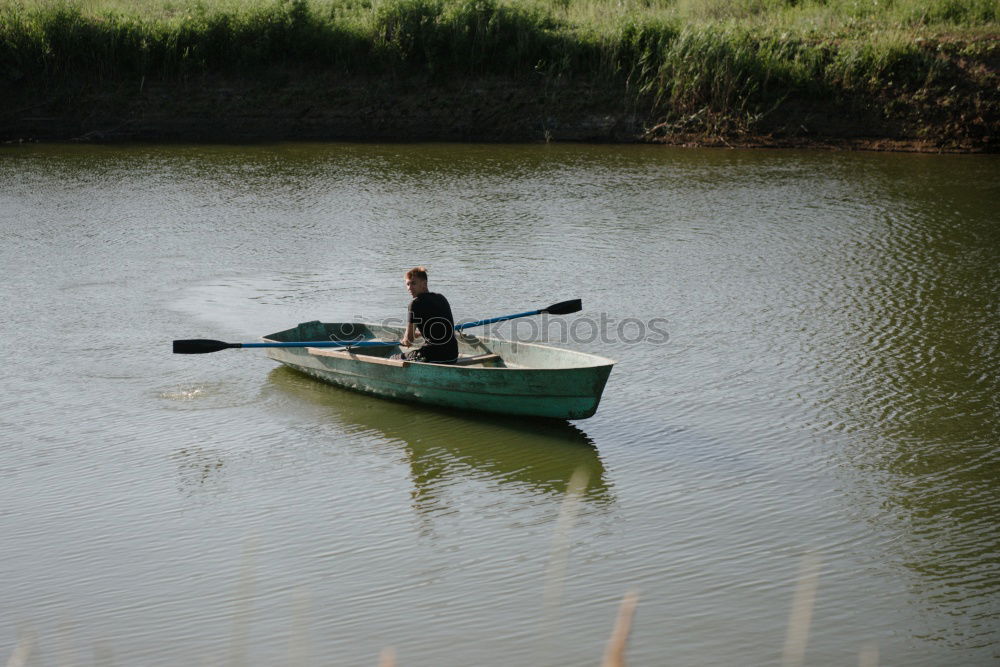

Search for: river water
xmin=1 ymin=143 xmax=997 ymax=666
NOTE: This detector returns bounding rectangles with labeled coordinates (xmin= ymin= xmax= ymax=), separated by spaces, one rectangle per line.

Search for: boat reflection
xmin=266 ymin=367 xmax=615 ymax=509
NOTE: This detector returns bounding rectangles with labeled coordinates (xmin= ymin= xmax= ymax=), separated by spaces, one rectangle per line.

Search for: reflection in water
xmin=808 ymin=178 xmax=1000 ymax=648
xmin=3 ymin=143 xmax=996 ymax=665
xmin=265 ymin=366 xmax=615 ymax=514
xmin=171 ymin=446 xmax=226 ymax=496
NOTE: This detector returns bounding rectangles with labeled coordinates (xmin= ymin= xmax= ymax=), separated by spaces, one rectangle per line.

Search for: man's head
xmin=405 ymin=266 xmax=429 ymax=298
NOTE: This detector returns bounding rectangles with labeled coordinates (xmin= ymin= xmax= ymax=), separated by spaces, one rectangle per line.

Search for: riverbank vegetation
xmin=1 ymin=0 xmax=997 ymax=148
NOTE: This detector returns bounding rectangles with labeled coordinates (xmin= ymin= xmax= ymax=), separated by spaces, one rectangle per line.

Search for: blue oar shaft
xmin=457 ymin=309 xmax=541 ymax=331
xmin=241 ymin=340 xmax=397 ymax=349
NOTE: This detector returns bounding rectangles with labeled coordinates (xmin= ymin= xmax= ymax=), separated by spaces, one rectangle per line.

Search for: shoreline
xmin=2 ymin=0 xmax=997 ymax=154
xmin=3 ymin=73 xmax=996 ymax=153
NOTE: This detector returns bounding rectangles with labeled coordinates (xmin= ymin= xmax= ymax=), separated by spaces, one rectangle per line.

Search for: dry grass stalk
xmin=538 ymin=467 xmax=590 ymax=662
xmin=287 ymin=588 xmax=313 ymax=665
xmin=858 ymin=640 xmax=879 ymax=667
xmin=229 ymin=539 xmax=258 ymax=667
xmin=5 ymin=631 xmax=34 ymax=667
xmin=602 ymin=590 xmax=639 ymax=667
xmin=781 ymin=551 xmax=822 ymax=667
xmin=378 ymin=647 xmax=397 ymax=667
xmin=543 ymin=467 xmax=590 ymax=613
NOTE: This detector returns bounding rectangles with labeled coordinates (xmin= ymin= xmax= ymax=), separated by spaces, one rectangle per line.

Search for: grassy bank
xmin=1 ymin=0 xmax=997 ymax=148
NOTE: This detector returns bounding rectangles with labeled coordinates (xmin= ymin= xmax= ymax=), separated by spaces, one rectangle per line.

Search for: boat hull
xmin=263 ymin=322 xmax=614 ymax=420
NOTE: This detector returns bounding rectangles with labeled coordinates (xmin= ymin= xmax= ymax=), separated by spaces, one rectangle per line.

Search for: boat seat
xmin=454 ymin=353 xmax=502 ymax=367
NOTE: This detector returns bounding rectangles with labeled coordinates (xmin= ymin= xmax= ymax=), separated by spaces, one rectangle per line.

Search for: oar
xmin=172 ymin=339 xmax=397 ymax=355
xmin=456 ymin=298 xmax=582 ymax=331
xmin=173 ymin=299 xmax=583 ymax=354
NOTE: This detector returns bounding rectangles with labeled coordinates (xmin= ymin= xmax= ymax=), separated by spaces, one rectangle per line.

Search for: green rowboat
xmin=263 ymin=321 xmax=615 ymax=419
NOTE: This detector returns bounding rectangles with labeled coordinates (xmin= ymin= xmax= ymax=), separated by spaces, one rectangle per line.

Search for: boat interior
xmin=270 ymin=320 xmax=511 ymax=368
xmin=265 ymin=320 xmax=614 ymax=371
xmin=309 ymin=342 xmax=508 ymax=368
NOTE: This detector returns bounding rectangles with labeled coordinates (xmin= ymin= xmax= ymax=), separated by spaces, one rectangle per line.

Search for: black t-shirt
xmin=408 ymin=292 xmax=458 ymax=362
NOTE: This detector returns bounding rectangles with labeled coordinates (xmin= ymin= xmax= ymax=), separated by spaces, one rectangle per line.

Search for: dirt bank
xmin=2 ymin=66 xmax=996 ymax=152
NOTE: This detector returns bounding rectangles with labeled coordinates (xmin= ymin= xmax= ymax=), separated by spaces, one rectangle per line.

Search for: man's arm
xmin=401 ymin=321 xmax=417 ymax=347
xmin=402 ymin=298 xmax=425 ymax=347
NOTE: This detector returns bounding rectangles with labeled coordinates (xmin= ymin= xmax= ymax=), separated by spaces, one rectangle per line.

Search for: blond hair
xmin=405 ymin=266 xmax=428 ymax=281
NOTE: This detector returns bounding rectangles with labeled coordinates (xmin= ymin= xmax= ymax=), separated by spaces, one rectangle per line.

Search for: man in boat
xmin=393 ymin=266 xmax=459 ymax=364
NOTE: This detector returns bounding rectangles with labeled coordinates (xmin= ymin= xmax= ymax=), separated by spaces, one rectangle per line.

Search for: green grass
xmin=1 ymin=0 xmax=997 ymax=142
xmin=8 ymin=0 xmax=999 ymax=32
xmin=4 ymin=0 xmax=992 ymax=80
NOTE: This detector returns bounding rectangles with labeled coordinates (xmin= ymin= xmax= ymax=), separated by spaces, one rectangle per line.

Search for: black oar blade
xmin=173 ymin=339 xmax=240 ymax=354
xmin=542 ymin=299 xmax=582 ymax=315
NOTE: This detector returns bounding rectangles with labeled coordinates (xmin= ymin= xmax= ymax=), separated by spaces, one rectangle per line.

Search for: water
xmin=1 ymin=143 xmax=997 ymax=666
